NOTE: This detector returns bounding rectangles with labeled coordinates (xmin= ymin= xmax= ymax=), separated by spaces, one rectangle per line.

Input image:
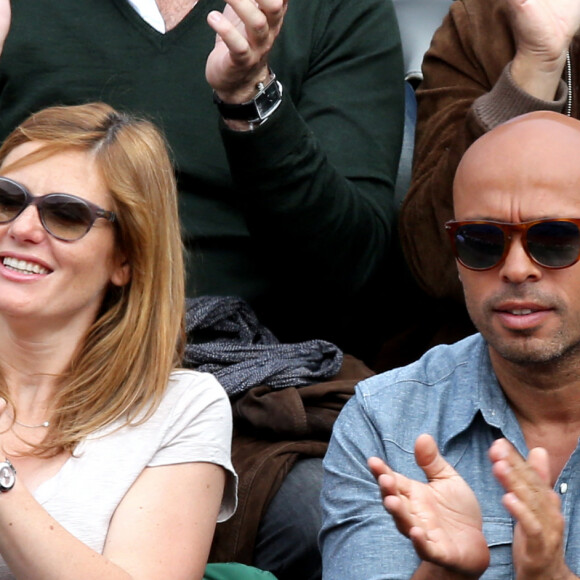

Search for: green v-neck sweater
xmin=0 ymin=0 xmax=404 ymax=357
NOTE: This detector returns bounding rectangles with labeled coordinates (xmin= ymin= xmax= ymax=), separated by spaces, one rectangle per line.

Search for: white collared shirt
xmin=125 ymin=0 xmax=166 ymax=33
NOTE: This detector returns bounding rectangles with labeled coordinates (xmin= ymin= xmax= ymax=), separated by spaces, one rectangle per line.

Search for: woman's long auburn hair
xmin=0 ymin=102 xmax=185 ymax=455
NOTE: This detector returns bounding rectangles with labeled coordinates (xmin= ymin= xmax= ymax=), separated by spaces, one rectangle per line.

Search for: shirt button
xmin=560 ymin=482 xmax=568 ymax=494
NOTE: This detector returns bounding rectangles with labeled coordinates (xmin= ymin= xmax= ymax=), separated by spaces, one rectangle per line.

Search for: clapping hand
xmin=506 ymin=0 xmax=580 ymax=64
xmin=506 ymin=0 xmax=580 ymax=100
xmin=206 ymin=0 xmax=287 ymax=103
xmin=489 ymin=438 xmax=574 ymax=580
xmin=368 ymin=434 xmax=489 ymax=577
xmin=0 ymin=0 xmax=10 ymax=56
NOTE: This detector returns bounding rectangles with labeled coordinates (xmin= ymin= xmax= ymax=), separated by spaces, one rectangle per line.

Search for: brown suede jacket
xmin=209 ymin=354 xmax=374 ymax=565
xmin=399 ymin=0 xmax=575 ymax=303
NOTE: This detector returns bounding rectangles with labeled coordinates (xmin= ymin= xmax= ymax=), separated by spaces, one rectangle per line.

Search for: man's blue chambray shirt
xmin=320 ymin=333 xmax=580 ymax=579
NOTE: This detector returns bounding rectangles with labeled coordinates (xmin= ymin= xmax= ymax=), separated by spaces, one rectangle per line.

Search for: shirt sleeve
xmin=149 ymin=371 xmax=237 ymax=522
xmin=220 ymin=0 xmax=405 ymax=298
xmin=320 ymin=394 xmax=420 ymax=580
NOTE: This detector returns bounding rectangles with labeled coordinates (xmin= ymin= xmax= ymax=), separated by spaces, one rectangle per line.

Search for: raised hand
xmin=489 ymin=438 xmax=575 ymax=580
xmin=506 ymin=0 xmax=580 ymax=100
xmin=205 ymin=0 xmax=287 ymax=103
xmin=368 ymin=434 xmax=489 ymax=577
xmin=0 ymin=0 xmax=10 ymax=56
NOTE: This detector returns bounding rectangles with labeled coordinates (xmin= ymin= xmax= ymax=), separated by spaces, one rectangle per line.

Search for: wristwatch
xmin=213 ymin=73 xmax=283 ymax=125
xmin=0 ymin=459 xmax=16 ymax=492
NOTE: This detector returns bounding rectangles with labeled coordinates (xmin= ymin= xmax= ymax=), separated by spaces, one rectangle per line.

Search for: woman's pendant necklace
xmin=13 ymin=419 xmax=50 ymax=429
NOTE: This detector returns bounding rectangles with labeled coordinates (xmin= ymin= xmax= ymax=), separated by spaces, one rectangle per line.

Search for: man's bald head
xmin=454 ymin=111 xmax=580 ymax=217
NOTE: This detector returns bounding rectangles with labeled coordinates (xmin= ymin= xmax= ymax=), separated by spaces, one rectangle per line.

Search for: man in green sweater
xmin=0 ymin=0 xmax=404 ymax=578
xmin=0 ymin=0 xmax=404 ymax=362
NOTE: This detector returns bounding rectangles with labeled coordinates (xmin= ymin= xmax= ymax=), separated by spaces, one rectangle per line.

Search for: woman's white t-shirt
xmin=0 ymin=370 xmax=236 ymax=578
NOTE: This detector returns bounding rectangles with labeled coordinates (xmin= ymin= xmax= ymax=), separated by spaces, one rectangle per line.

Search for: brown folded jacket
xmin=209 ymin=354 xmax=374 ymax=564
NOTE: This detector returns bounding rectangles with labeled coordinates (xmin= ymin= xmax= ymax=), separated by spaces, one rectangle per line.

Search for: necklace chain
xmin=13 ymin=418 xmax=50 ymax=429
xmin=566 ymin=50 xmax=573 ymax=117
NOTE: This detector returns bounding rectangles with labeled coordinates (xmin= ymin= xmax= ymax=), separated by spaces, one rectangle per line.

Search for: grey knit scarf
xmin=183 ymin=297 xmax=343 ymax=397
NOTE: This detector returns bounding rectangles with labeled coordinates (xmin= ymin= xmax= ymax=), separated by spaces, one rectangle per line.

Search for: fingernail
xmin=208 ymin=11 xmax=221 ymax=24
xmin=493 ymin=440 xmax=509 ymax=459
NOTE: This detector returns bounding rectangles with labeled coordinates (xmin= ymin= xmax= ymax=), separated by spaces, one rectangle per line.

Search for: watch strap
xmin=213 ymin=73 xmax=283 ymax=123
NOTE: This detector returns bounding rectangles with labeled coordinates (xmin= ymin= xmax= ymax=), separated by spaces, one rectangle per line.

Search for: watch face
xmin=255 ymin=81 xmax=282 ymax=118
xmin=0 ymin=462 xmax=15 ymax=491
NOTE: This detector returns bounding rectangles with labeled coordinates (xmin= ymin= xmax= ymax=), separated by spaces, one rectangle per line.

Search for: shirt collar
xmin=125 ymin=0 xmax=166 ymax=33
xmin=440 ymin=335 xmax=526 ymax=455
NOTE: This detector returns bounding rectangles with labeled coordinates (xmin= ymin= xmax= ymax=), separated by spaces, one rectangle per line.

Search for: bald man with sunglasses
xmin=321 ymin=111 xmax=580 ymax=580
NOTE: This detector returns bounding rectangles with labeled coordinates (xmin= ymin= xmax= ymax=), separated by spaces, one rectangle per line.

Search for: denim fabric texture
xmin=320 ymin=333 xmax=580 ymax=579
xmin=254 ymin=457 xmax=323 ymax=580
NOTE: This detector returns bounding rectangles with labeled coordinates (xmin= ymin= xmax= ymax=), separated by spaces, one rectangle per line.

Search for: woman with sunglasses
xmin=0 ymin=101 xmax=239 ymax=579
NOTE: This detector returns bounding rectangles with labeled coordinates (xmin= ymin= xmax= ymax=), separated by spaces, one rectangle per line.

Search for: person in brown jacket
xmin=400 ymin=0 xmax=580 ymax=319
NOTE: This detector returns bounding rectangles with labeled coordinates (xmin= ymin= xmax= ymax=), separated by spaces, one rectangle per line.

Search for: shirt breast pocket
xmin=482 ymin=519 xmax=513 ymax=578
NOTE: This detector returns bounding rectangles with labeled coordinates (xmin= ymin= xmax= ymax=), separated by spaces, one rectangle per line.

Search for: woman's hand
xmin=368 ymin=434 xmax=489 ymax=577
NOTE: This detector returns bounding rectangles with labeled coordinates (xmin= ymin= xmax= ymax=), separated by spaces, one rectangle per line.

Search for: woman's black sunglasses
xmin=445 ymin=218 xmax=580 ymax=271
xmin=0 ymin=176 xmax=116 ymax=242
